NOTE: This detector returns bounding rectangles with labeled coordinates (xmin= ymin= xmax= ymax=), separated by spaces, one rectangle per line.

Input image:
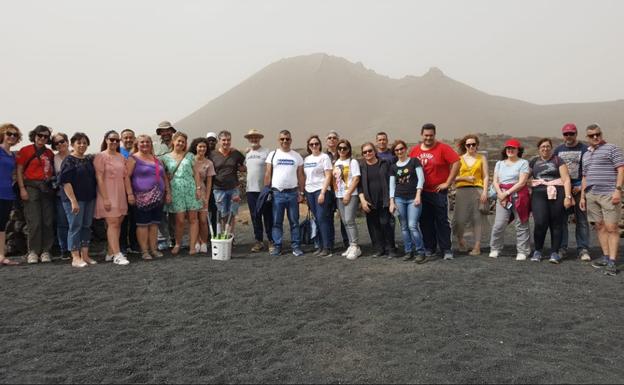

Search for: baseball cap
xmin=504 ymin=139 xmax=521 ymax=148
xmin=561 ymin=123 xmax=577 ymax=134
xmin=206 ymin=132 xmax=218 ymax=139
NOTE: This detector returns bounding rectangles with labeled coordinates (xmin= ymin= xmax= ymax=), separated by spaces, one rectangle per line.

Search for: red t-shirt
xmin=16 ymin=144 xmax=54 ymax=181
xmin=409 ymin=142 xmax=459 ymax=192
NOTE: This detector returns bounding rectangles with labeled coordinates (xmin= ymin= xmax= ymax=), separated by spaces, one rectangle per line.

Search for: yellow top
xmin=455 ymin=154 xmax=485 ymax=188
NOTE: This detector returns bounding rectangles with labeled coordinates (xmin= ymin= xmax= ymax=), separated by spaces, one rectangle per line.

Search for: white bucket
xmin=211 ymin=237 xmax=233 ymax=261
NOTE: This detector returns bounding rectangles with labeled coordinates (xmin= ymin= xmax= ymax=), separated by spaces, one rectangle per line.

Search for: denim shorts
xmin=213 ymin=188 xmax=240 ymax=217
xmin=134 ymin=204 xmax=163 ymax=226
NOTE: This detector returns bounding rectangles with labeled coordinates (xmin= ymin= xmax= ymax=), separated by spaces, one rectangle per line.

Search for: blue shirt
xmin=495 ymin=159 xmax=529 ymax=184
xmin=0 ymin=148 xmax=16 ymax=200
xmin=582 ymin=142 xmax=624 ymax=195
xmin=120 ymin=147 xmax=131 ymax=159
xmin=554 ymin=142 xmax=587 ymax=187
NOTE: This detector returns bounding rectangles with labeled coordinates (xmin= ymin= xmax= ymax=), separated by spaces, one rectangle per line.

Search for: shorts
xmin=133 ymin=204 xmax=164 ymax=226
xmin=586 ymin=192 xmax=622 ymax=224
xmin=0 ymin=199 xmax=14 ymax=232
xmin=213 ymin=188 xmax=240 ymax=217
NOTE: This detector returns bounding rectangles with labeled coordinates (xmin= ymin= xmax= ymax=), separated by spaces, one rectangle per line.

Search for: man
xmin=409 ymin=123 xmax=460 ymax=261
xmin=264 ymin=130 xmax=305 ymax=257
xmin=209 ymin=130 xmax=246 ymax=236
xmin=553 ymin=123 xmax=590 ymax=261
xmin=120 ymin=129 xmax=136 ymax=159
xmin=375 ymin=131 xmax=397 ymax=163
xmin=206 ymin=132 xmax=219 ymax=238
xmin=580 ymin=124 xmax=624 ymax=276
xmin=244 ymin=129 xmax=274 ymax=252
xmin=325 ymin=130 xmax=349 ymax=250
xmin=155 ymin=121 xmax=176 ymax=249
xmin=119 ymin=129 xmax=139 ymax=252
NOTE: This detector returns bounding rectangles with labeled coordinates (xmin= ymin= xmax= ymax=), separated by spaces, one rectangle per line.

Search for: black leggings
xmin=0 ymin=199 xmax=13 ymax=232
xmin=531 ymin=187 xmax=565 ymax=252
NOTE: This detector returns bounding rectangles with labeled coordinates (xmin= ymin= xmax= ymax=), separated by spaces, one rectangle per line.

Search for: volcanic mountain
xmin=177 ymin=53 xmax=624 ymax=146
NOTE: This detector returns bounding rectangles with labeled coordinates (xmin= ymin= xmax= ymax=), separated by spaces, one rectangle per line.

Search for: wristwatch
xmin=565 ymin=195 xmax=572 ymax=199
xmin=299 ymin=191 xmax=305 ymax=196
xmin=616 ymin=186 xmax=623 ymax=191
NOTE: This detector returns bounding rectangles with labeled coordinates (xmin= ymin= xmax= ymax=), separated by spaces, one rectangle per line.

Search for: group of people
xmin=0 ymin=121 xmax=622 ymax=275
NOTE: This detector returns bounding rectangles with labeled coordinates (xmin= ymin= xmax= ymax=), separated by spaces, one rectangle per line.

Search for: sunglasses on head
xmin=465 ymin=143 xmax=477 ymax=148
xmin=563 ymin=132 xmax=576 ymax=137
xmin=337 ymin=146 xmax=349 ymax=151
xmin=5 ymin=131 xmax=18 ymax=138
xmin=362 ymin=148 xmax=374 ymax=155
xmin=587 ymin=132 xmax=602 ymax=139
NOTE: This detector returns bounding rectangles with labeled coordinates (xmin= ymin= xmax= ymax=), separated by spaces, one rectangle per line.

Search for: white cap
xmin=206 ymin=132 xmax=218 ymax=139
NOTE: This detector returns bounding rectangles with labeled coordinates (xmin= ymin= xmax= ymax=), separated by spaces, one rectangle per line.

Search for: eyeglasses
xmin=337 ymin=146 xmax=349 ymax=151
xmin=539 ymin=146 xmax=552 ymax=150
xmin=505 ymin=147 xmax=518 ymax=151
xmin=327 ymin=136 xmax=338 ymax=140
xmin=5 ymin=132 xmax=18 ymax=138
xmin=108 ymin=138 xmax=120 ymax=143
xmin=587 ymin=133 xmax=602 ymax=139
xmin=563 ymin=132 xmax=576 ymax=137
xmin=280 ymin=137 xmax=291 ymax=142
xmin=53 ymin=139 xmax=66 ymax=145
xmin=36 ymin=133 xmax=50 ymax=139
xmin=394 ymin=146 xmax=405 ymax=153
xmin=465 ymin=143 xmax=477 ymax=148
xmin=362 ymin=148 xmax=374 ymax=155
xmin=309 ymin=142 xmax=320 ymax=147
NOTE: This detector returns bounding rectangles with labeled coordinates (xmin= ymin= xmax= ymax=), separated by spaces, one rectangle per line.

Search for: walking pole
xmin=207 ymin=211 xmax=216 ymax=240
xmin=223 ymin=210 xmax=233 ymax=239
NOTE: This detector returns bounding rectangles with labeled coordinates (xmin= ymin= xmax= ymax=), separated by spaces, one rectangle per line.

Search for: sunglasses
xmin=53 ymin=139 xmax=66 ymax=146
xmin=36 ymin=133 xmax=50 ymax=139
xmin=587 ymin=133 xmax=602 ymax=139
xmin=108 ymin=138 xmax=120 ymax=143
xmin=362 ymin=148 xmax=374 ymax=155
xmin=505 ymin=147 xmax=518 ymax=151
xmin=563 ymin=132 xmax=576 ymax=137
xmin=465 ymin=143 xmax=477 ymax=148
xmin=337 ymin=146 xmax=349 ymax=151
xmin=327 ymin=136 xmax=338 ymax=140
xmin=394 ymin=146 xmax=405 ymax=153
xmin=309 ymin=142 xmax=320 ymax=147
xmin=5 ymin=131 xmax=18 ymax=138
xmin=280 ymin=137 xmax=291 ymax=142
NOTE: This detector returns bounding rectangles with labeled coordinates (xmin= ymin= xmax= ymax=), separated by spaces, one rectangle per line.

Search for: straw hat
xmin=244 ymin=129 xmax=264 ymax=139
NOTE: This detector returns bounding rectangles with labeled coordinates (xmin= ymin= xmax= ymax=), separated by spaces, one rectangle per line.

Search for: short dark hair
xmin=586 ymin=123 xmax=601 ymax=131
xmin=120 ymin=129 xmax=135 ymax=137
xmin=376 ymin=132 xmax=388 ymax=139
xmin=51 ymin=132 xmax=68 ymax=151
xmin=421 ymin=123 xmax=436 ymax=134
xmin=28 ymin=125 xmax=52 ymax=144
xmin=537 ymin=138 xmax=552 ymax=148
xmin=306 ymin=135 xmax=322 ymax=154
xmin=70 ymin=132 xmax=90 ymax=146
xmin=391 ymin=139 xmax=408 ymax=154
xmin=360 ymin=142 xmax=378 ymax=159
xmin=218 ymin=130 xmax=231 ymax=139
xmin=336 ymin=139 xmax=352 ymax=158
xmin=100 ymin=130 xmax=120 ymax=152
xmin=189 ymin=137 xmax=209 ymax=155
xmin=279 ymin=130 xmax=291 ymax=137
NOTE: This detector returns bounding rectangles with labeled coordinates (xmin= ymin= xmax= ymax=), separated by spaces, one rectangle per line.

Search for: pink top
xmin=94 ymin=151 xmax=128 ymax=218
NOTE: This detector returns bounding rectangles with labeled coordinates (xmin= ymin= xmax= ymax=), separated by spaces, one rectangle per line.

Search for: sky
xmin=1 ymin=0 xmax=623 ymax=144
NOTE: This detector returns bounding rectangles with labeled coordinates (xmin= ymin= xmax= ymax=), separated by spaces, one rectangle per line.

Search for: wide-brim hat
xmin=156 ymin=121 xmax=176 ymax=134
xmin=244 ymin=128 xmax=264 ymax=139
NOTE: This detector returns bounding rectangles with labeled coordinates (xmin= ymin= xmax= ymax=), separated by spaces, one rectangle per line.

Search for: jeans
xmin=247 ymin=191 xmax=274 ymax=243
xmin=395 ymin=196 xmax=425 ymax=254
xmin=419 ymin=191 xmax=452 ymax=254
xmin=62 ymin=199 xmax=96 ymax=251
xmin=305 ymin=190 xmax=332 ymax=249
xmin=489 ymin=202 xmax=531 ymax=255
xmin=531 ymin=187 xmax=565 ymax=252
xmin=326 ymin=189 xmax=349 ymax=248
xmin=561 ymin=190 xmax=590 ymax=253
xmin=55 ymin=196 xmax=69 ymax=253
xmin=337 ymin=196 xmax=359 ymax=245
xmin=272 ymin=190 xmax=301 ymax=250
xmin=365 ymin=204 xmax=395 ymax=253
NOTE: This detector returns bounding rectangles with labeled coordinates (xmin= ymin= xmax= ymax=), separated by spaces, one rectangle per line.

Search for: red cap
xmin=504 ymin=139 xmax=521 ymax=148
xmin=561 ymin=123 xmax=577 ymax=134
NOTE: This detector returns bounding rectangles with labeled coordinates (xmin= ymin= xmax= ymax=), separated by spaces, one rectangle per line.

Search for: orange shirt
xmin=16 ymin=144 xmax=54 ymax=181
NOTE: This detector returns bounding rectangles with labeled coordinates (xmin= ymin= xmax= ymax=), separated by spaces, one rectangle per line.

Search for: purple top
xmin=131 ymin=155 xmax=166 ymax=194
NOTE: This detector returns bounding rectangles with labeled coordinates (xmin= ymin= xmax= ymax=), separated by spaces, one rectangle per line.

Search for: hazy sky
xmin=2 ymin=0 xmax=623 ymax=143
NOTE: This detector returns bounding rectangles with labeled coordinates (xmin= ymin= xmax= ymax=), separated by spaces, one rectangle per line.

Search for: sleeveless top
xmin=456 ymin=154 xmax=485 ymax=188
xmin=131 ymin=155 xmax=165 ymax=194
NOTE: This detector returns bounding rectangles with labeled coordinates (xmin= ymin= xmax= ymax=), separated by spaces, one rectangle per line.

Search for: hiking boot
xmin=251 ymin=241 xmax=264 ymax=253
xmin=530 ymin=250 xmax=543 ymax=262
xmin=579 ymin=249 xmax=591 ymax=262
xmin=414 ymin=254 xmax=427 ymax=264
xmin=40 ymin=252 xmax=52 ymax=263
xmin=592 ymin=256 xmax=609 ymax=269
xmin=27 ymin=252 xmax=38 ymax=264
xmin=549 ymin=252 xmax=562 ymax=264
xmin=604 ymin=260 xmax=618 ymax=276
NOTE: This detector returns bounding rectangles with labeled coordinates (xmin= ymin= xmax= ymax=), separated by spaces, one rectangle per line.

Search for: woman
xmin=388 ymin=139 xmax=426 ymax=262
xmin=16 ymin=125 xmax=55 ymax=264
xmin=0 ymin=123 xmax=22 ymax=265
xmin=529 ymin=138 xmax=573 ymax=264
xmin=333 ymin=139 xmax=361 ymax=260
xmin=189 ymin=137 xmax=216 ymax=253
xmin=161 ymin=132 xmax=203 ymax=255
xmin=95 ymin=131 xmax=129 ymax=265
xmin=453 ymin=134 xmax=489 ymax=256
xmin=125 ymin=135 xmax=171 ymax=260
xmin=303 ymin=135 xmax=333 ymax=257
xmin=58 ymin=133 xmax=97 ymax=268
xmin=489 ymin=139 xmax=531 ymax=260
xmin=358 ymin=142 xmax=394 ymax=258
xmin=52 ymin=133 xmax=70 ymax=260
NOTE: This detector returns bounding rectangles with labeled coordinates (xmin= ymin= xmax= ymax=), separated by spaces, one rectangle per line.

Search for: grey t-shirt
xmin=245 ymin=147 xmax=270 ymax=192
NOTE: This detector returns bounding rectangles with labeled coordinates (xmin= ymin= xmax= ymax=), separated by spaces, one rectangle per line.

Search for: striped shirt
xmin=582 ymin=142 xmax=624 ymax=195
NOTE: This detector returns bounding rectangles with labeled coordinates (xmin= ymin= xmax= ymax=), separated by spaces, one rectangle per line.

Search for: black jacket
xmin=358 ymin=158 xmax=391 ymax=208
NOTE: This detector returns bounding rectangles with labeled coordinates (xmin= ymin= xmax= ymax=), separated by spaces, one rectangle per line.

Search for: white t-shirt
xmin=304 ymin=153 xmax=332 ymax=193
xmin=245 ymin=147 xmax=270 ymax=192
xmin=332 ymin=158 xmax=360 ymax=198
xmin=266 ymin=149 xmax=304 ymax=190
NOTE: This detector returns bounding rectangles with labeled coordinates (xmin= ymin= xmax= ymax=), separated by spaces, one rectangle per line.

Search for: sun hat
xmin=206 ymin=132 xmax=218 ymax=139
xmin=156 ymin=121 xmax=176 ymax=134
xmin=561 ymin=123 xmax=577 ymax=134
xmin=244 ymin=129 xmax=264 ymax=139
xmin=504 ymin=139 xmax=521 ymax=148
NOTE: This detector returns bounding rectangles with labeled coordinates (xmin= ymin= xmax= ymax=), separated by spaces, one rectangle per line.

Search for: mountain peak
xmin=424 ymin=67 xmax=445 ymax=78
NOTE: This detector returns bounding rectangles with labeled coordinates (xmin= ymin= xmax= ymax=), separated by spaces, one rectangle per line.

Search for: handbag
xmin=299 ymin=210 xmax=317 ymax=246
xmin=135 ymin=157 xmax=164 ymax=210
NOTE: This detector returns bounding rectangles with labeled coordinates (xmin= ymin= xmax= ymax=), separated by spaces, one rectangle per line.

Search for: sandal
xmin=469 ymin=249 xmax=481 ymax=256
xmin=171 ymin=245 xmax=180 ymax=255
xmin=0 ymin=257 xmax=20 ymax=266
xmin=141 ymin=252 xmax=153 ymax=261
xmin=150 ymin=250 xmax=163 ymax=258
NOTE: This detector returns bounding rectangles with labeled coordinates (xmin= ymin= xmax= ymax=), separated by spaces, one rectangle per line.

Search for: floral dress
xmin=162 ymin=152 xmax=202 ymax=213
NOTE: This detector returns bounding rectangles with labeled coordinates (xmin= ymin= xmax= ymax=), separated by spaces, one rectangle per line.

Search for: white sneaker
xmin=346 ymin=246 xmax=361 ymax=260
xmin=580 ymin=251 xmax=591 ymax=262
xmin=40 ymin=252 xmax=52 ymax=263
xmin=27 ymin=252 xmax=39 ymax=264
xmin=113 ymin=253 xmax=130 ymax=266
xmin=488 ymin=250 xmax=499 ymax=258
xmin=195 ymin=243 xmax=201 ymax=253
xmin=105 ymin=254 xmax=114 ymax=262
xmin=516 ymin=253 xmax=527 ymax=261
xmin=341 ymin=246 xmax=353 ymax=257
xmin=199 ymin=243 xmax=208 ymax=253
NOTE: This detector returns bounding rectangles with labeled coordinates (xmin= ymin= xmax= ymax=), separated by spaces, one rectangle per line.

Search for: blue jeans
xmin=395 ymin=196 xmax=425 ymax=254
xmin=55 ymin=196 xmax=69 ymax=253
xmin=247 ymin=191 xmax=274 ymax=243
xmin=420 ymin=191 xmax=452 ymax=254
xmin=272 ymin=190 xmax=301 ymax=250
xmin=306 ymin=190 xmax=332 ymax=249
xmin=561 ymin=190 xmax=590 ymax=253
xmin=62 ymin=199 xmax=96 ymax=251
